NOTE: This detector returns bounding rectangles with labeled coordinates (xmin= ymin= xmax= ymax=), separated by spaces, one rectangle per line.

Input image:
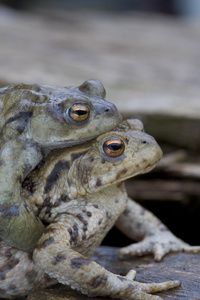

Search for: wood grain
xmin=27 ymin=246 xmax=200 ymax=300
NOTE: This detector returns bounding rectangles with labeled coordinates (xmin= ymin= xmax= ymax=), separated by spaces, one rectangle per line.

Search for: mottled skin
xmin=0 ymin=119 xmax=180 ymax=300
xmin=0 ymin=79 xmax=121 ymax=251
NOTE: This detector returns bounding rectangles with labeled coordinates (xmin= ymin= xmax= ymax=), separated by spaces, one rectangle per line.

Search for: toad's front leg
xmin=116 ymin=198 xmax=200 ymax=262
xmin=0 ymin=141 xmax=44 ymax=252
xmin=33 ymin=203 xmax=180 ymax=300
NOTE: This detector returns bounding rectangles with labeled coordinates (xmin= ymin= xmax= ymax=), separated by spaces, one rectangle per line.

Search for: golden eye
xmin=103 ymin=138 xmax=124 ymax=157
xmin=69 ymin=104 xmax=90 ymax=122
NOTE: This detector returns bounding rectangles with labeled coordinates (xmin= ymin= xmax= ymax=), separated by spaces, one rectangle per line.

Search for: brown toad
xmin=0 ymin=79 xmax=121 ymax=251
xmin=0 ymin=119 xmax=181 ymax=300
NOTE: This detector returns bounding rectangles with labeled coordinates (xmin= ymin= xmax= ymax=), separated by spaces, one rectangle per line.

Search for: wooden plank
xmin=93 ymin=247 xmax=200 ymax=299
xmin=26 ymin=246 xmax=200 ymax=300
xmin=125 ymin=179 xmax=200 ymax=201
xmin=1 ymin=246 xmax=200 ymax=299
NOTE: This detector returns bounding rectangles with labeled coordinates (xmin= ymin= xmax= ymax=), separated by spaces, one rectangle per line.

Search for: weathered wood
xmin=26 ymin=246 xmax=200 ymax=300
xmin=160 ymin=162 xmax=200 ymax=179
xmin=158 ymin=151 xmax=188 ymax=166
xmin=126 ymin=179 xmax=200 ymax=201
xmin=1 ymin=247 xmax=200 ymax=300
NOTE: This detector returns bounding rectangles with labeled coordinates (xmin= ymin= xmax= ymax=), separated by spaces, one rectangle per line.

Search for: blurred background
xmin=0 ymin=0 xmax=200 ymax=248
xmin=2 ymin=0 xmax=200 ymax=16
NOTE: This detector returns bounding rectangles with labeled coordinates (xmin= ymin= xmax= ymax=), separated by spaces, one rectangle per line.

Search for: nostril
xmin=105 ymin=108 xmax=110 ymax=112
xmin=142 ymin=140 xmax=148 ymax=144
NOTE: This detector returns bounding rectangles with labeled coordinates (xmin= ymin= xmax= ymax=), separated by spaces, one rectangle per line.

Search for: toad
xmin=0 ymin=119 xmax=180 ymax=300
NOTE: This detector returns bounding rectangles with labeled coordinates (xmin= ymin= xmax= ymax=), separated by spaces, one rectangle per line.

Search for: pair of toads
xmin=0 ymin=80 xmax=199 ymax=300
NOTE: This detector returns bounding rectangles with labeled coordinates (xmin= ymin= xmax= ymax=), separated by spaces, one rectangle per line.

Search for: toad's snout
xmin=140 ymin=134 xmax=163 ymax=163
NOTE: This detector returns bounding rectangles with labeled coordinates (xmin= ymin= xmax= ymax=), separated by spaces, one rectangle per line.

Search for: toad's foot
xmin=111 ymin=271 xmax=180 ymax=300
xmin=116 ymin=198 xmax=200 ymax=262
xmin=119 ymin=231 xmax=200 ymax=262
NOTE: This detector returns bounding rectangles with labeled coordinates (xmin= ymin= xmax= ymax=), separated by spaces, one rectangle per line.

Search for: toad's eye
xmin=68 ymin=104 xmax=90 ymax=122
xmin=103 ymin=138 xmax=124 ymax=157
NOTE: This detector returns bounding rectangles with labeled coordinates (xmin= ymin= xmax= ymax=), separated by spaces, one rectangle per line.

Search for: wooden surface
xmin=1 ymin=246 xmax=200 ymax=300
xmin=27 ymin=246 xmax=200 ymax=300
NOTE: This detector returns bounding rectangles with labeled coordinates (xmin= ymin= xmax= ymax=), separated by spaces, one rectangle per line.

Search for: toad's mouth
xmin=42 ymin=137 xmax=94 ymax=155
xmin=44 ymin=137 xmax=93 ymax=148
xmin=117 ymin=154 xmax=162 ymax=182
